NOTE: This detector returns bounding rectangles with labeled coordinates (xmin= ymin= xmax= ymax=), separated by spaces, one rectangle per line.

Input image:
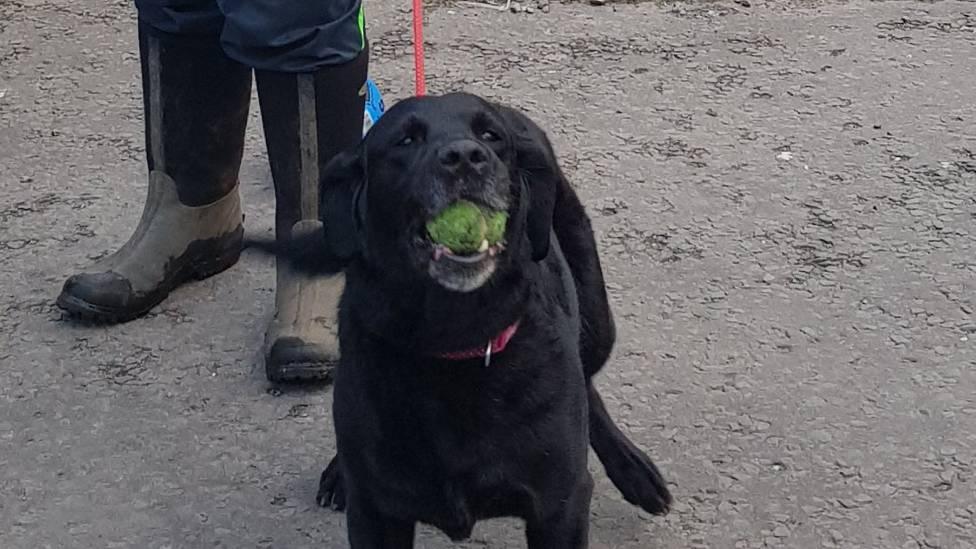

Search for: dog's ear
xmin=494 ymin=104 xmax=560 ymax=261
xmin=320 ymin=143 xmax=368 ymax=261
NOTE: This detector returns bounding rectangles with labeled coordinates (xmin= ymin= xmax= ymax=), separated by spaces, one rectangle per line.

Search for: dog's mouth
xmin=425 ymin=241 xmax=503 ymax=293
xmin=431 ymin=241 xmax=505 ymax=263
xmin=421 ymin=199 xmax=509 ymax=292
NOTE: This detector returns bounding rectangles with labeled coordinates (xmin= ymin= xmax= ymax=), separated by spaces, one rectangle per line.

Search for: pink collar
xmin=434 ymin=321 xmax=521 ymax=367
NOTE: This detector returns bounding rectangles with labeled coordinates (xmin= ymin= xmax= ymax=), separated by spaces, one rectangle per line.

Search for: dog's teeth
xmin=434 ymin=247 xmax=445 ymax=260
xmin=478 ymin=239 xmax=489 ymax=253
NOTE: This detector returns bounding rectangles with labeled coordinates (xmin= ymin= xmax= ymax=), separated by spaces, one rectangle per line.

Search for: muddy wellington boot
xmin=255 ymin=47 xmax=368 ymax=382
xmin=56 ymin=24 xmax=252 ymax=323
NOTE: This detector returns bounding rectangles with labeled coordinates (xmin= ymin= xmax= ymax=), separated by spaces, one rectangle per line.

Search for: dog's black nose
xmin=438 ymin=140 xmax=488 ymax=173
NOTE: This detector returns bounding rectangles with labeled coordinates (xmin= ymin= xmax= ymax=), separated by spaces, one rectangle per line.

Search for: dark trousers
xmin=135 ymin=0 xmax=366 ymax=71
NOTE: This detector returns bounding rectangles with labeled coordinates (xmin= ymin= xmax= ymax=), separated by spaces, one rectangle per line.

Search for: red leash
xmin=412 ymin=0 xmax=427 ymax=96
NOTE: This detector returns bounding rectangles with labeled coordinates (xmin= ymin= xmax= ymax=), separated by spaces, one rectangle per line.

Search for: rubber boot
xmin=57 ymin=23 xmax=252 ymax=323
xmin=255 ymin=45 xmax=369 ymax=382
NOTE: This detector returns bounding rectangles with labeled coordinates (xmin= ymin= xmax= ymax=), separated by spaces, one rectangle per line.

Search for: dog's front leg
xmin=346 ymin=493 xmax=415 ymax=549
xmin=316 ymin=454 xmax=345 ymax=510
xmin=525 ymin=476 xmax=593 ymax=549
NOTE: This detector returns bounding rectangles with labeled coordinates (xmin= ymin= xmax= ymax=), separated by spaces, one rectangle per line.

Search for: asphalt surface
xmin=1 ymin=0 xmax=974 ymax=547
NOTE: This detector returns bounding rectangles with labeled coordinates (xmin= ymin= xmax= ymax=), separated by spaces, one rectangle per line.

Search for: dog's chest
xmin=383 ymin=446 xmax=543 ymax=540
xmin=337 ymin=327 xmax=587 ymax=536
xmin=366 ymin=388 xmax=585 ymax=539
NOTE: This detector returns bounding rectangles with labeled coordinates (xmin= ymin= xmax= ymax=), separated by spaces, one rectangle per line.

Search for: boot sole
xmin=266 ymin=361 xmax=336 ymax=383
xmin=56 ymin=230 xmax=243 ymax=324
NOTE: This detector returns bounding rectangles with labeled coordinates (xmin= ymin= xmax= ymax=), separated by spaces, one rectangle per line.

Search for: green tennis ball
xmin=427 ymin=201 xmax=488 ymax=254
xmin=485 ymin=210 xmax=507 ymax=245
xmin=426 ymin=201 xmax=509 ymax=254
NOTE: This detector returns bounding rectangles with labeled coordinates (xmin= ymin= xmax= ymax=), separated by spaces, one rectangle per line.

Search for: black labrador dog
xmin=246 ymin=92 xmax=671 ymax=548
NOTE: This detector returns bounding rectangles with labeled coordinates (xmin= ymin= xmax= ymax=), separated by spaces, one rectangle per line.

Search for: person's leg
xmin=57 ymin=0 xmax=253 ymax=322
xmin=219 ymin=0 xmax=369 ymax=382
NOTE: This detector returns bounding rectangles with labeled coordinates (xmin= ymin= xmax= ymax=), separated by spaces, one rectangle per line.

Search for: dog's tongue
xmin=432 ymin=240 xmax=491 ymax=261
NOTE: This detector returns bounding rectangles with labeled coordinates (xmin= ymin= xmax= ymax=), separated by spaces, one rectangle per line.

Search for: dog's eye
xmin=398 ymin=135 xmax=414 ymax=146
xmin=480 ymin=130 xmax=501 ymax=142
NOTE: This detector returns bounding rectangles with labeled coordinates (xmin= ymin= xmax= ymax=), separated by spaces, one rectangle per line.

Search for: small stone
xmin=773 ymin=525 xmax=790 ymax=538
xmin=589 ymin=0 xmax=607 ymax=5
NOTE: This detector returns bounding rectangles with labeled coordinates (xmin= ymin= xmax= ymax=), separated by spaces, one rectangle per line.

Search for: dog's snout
xmin=438 ymin=140 xmax=489 ymax=173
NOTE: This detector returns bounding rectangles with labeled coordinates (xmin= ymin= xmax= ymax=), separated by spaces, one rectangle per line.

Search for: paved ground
xmin=2 ymin=0 xmax=975 ymax=547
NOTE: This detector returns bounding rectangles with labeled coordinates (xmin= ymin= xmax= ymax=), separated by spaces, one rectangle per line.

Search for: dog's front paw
xmin=316 ymin=456 xmax=346 ymax=511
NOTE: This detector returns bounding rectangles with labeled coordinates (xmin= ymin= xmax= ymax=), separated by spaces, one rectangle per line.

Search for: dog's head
xmin=319 ymin=92 xmax=561 ymax=293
